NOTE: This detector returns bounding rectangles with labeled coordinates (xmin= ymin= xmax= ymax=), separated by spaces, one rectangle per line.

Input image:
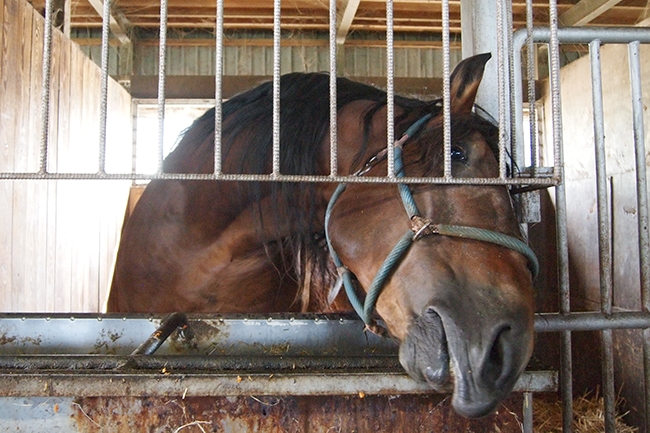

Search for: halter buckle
xmin=411 ymin=215 xmax=436 ymax=241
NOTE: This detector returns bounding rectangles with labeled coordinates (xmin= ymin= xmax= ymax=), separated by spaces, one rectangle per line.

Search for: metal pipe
xmin=535 ymin=311 xmax=650 ymax=332
xmin=628 ymin=40 xmax=650 ymax=433
xmin=589 ymin=40 xmax=616 ymax=433
xmin=131 ymin=313 xmax=192 ymax=356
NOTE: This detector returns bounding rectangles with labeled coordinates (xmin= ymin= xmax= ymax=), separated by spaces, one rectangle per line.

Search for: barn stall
xmin=0 ymin=0 xmax=649 ymax=431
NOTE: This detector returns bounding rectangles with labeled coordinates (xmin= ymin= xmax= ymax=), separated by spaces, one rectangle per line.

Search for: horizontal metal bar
xmin=534 ymin=311 xmax=650 ymax=332
xmin=0 ymin=370 xmax=557 ymax=398
xmin=2 ymin=313 xmax=648 ymax=359
xmin=513 ymin=26 xmax=650 ymax=53
xmin=0 ymin=354 xmax=402 ymax=372
xmin=0 ymin=171 xmax=559 ymax=185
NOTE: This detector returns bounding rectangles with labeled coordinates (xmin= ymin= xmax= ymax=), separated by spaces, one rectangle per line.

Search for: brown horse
xmin=107 ymin=54 xmax=535 ymax=418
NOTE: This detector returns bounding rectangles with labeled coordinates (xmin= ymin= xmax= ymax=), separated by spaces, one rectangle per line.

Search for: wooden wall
xmin=0 ymin=0 xmax=132 ymax=312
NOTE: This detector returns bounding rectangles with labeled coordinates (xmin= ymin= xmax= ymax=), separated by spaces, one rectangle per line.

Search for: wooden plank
xmin=84 ymin=0 xmax=131 ymax=44
xmin=0 ymin=0 xmax=14 ymax=311
xmin=559 ymin=0 xmax=623 ymax=26
xmin=336 ymin=0 xmax=361 ymax=45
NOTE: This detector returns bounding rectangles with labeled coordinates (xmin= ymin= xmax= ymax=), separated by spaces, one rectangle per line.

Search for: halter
xmin=324 ymin=114 xmax=539 ymax=333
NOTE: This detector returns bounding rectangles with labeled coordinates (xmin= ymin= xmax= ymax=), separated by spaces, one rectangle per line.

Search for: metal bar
xmin=271 ymin=0 xmax=281 ymax=177
xmin=525 ymin=0 xmax=538 ymax=173
xmin=386 ymin=0 xmax=395 ymax=178
xmin=328 ymin=0 xmax=338 ymax=177
xmin=156 ymin=0 xmax=168 ymax=174
xmin=535 ymin=311 xmax=650 ymax=332
xmin=0 ymin=355 xmax=402 ymax=371
xmin=442 ymin=0 xmax=451 ymax=179
xmin=589 ymin=40 xmax=616 ymax=433
xmin=628 ymin=40 xmax=650 ymax=433
xmin=523 ymin=391 xmax=533 ymax=433
xmin=131 ymin=313 xmax=191 ymax=356
xmin=39 ymin=0 xmax=54 ymax=174
xmin=514 ymin=27 xmax=650 ymax=48
xmin=495 ymin=0 xmax=508 ymax=180
xmin=0 ymin=370 xmax=557 ymax=398
xmin=213 ymin=0 xmax=224 ymax=175
xmin=97 ymin=0 xmax=112 ymax=174
xmin=2 ymin=313 xmax=650 ymax=353
xmin=0 ymin=172 xmax=560 ymax=185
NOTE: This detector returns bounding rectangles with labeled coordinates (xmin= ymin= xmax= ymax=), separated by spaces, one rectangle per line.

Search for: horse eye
xmin=451 ymin=146 xmax=467 ymax=163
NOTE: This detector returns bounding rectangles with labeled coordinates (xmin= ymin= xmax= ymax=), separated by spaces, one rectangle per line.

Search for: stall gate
xmin=1 ymin=0 xmax=650 ymax=431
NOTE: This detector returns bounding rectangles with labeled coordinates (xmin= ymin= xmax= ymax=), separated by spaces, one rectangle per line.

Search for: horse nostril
xmin=482 ymin=325 xmax=512 ymax=386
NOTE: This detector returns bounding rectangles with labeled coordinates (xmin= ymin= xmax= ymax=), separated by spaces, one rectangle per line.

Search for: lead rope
xmin=325 ymin=115 xmax=539 ymax=335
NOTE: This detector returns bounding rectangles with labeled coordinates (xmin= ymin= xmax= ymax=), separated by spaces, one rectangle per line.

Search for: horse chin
xmin=398 ymin=307 xmax=527 ymax=419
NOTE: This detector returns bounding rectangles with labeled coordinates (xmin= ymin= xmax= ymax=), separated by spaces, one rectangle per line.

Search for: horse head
xmin=326 ymin=54 xmax=535 ymax=418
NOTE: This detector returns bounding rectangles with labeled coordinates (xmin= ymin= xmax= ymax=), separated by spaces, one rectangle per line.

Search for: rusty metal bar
xmin=0 ymin=370 xmax=557 ymax=398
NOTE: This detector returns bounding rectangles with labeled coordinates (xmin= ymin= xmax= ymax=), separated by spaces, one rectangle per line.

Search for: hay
xmin=533 ymin=392 xmax=638 ymax=433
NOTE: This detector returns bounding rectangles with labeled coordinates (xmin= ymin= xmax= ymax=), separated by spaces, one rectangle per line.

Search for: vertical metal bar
xmin=523 ymin=392 xmax=533 ymax=433
xmin=98 ymin=0 xmax=112 ymax=175
xmin=525 ymin=0 xmax=538 ymax=172
xmin=557 ymin=182 xmax=574 ymax=433
xmin=271 ymin=0 xmax=282 ymax=177
xmin=39 ymin=0 xmax=54 ymax=174
xmin=495 ymin=0 xmax=508 ymax=179
xmin=442 ymin=0 xmax=451 ymax=179
xmin=628 ymin=40 xmax=650 ymax=433
xmin=386 ymin=0 xmax=395 ymax=178
xmin=329 ymin=0 xmax=338 ymax=177
xmin=589 ymin=40 xmax=616 ymax=433
xmin=546 ymin=5 xmax=572 ymax=432
xmin=548 ymin=1 xmax=563 ymax=184
xmin=156 ymin=0 xmax=169 ymax=174
xmin=214 ymin=0 xmax=224 ymax=175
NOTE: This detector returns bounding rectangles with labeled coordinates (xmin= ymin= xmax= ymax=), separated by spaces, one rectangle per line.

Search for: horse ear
xmin=449 ymin=52 xmax=491 ymax=114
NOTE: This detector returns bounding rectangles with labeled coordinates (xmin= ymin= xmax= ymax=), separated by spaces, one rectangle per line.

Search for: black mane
xmin=164 ymin=73 xmax=440 ymax=175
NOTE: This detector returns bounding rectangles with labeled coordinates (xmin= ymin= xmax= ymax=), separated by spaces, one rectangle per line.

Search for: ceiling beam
xmin=336 ymin=0 xmax=361 ymax=44
xmin=85 ymin=0 xmax=132 ymax=44
xmin=559 ymin=0 xmax=623 ymax=26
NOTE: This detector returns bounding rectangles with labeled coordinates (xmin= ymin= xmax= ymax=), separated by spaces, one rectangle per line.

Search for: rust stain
xmin=72 ymin=394 xmax=526 ymax=432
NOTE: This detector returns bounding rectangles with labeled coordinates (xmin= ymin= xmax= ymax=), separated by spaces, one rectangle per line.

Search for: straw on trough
xmin=533 ymin=392 xmax=638 ymax=433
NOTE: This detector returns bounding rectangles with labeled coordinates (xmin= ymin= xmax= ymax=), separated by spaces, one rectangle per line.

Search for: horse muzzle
xmin=398 ymin=305 xmax=533 ymax=418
